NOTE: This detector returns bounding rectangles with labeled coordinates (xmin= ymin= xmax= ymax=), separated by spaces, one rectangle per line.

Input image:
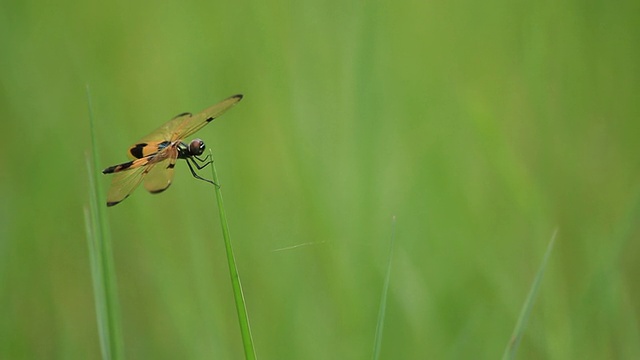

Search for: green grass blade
xmin=502 ymin=229 xmax=558 ymax=360
xmin=86 ymin=85 xmax=124 ymax=360
xmin=209 ymin=151 xmax=256 ymax=360
xmin=83 ymin=204 xmax=109 ymax=360
xmin=372 ymin=216 xmax=397 ymax=360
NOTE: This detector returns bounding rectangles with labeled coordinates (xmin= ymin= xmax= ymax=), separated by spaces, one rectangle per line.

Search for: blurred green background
xmin=1 ymin=0 xmax=639 ymax=358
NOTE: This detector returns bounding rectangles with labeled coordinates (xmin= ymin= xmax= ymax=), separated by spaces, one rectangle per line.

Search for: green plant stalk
xmin=502 ymin=229 xmax=558 ymax=360
xmin=86 ymin=86 xmax=124 ymax=360
xmin=83 ymin=205 xmax=107 ymax=359
xmin=372 ymin=216 xmax=396 ymax=360
xmin=85 ymin=165 xmax=110 ymax=360
xmin=210 ymin=152 xmax=256 ymax=360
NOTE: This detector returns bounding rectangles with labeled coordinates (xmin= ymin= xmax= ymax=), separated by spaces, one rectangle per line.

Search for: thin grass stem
xmin=502 ymin=229 xmax=558 ymax=360
xmin=209 ymin=150 xmax=256 ymax=359
xmin=86 ymin=85 xmax=124 ymax=360
xmin=372 ymin=216 xmax=397 ymax=360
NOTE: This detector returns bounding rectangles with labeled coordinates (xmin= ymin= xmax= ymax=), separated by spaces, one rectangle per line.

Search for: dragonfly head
xmin=189 ymin=138 xmax=206 ymax=156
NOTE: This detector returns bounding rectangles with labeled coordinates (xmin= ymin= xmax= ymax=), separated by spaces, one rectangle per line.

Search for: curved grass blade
xmin=85 ymin=85 xmax=124 ymax=359
xmin=372 ymin=216 xmax=397 ymax=360
xmin=502 ymin=229 xmax=558 ymax=360
xmin=209 ymin=150 xmax=257 ymax=359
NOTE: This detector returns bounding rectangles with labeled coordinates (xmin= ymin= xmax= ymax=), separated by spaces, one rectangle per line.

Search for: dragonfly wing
xmin=104 ymin=156 xmax=156 ymax=206
xmin=125 ymin=94 xmax=241 ymax=158
xmin=125 ymin=112 xmax=191 ymax=160
xmin=127 ymin=140 xmax=171 ymax=159
xmin=143 ymin=148 xmax=178 ymax=194
xmin=171 ymin=94 xmax=243 ymax=141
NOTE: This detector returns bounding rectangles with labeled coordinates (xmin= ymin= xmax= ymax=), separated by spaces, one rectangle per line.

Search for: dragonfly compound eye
xmin=189 ymin=139 xmax=205 ymax=155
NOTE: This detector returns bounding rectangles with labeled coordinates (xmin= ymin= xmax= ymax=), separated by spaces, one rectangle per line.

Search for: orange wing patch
xmin=127 ymin=140 xmax=171 ymax=159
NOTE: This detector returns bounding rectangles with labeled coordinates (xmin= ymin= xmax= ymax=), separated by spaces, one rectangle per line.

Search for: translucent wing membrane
xmin=105 ymin=160 xmax=152 ymax=206
xmin=127 ymin=94 xmax=242 ymax=153
xmin=143 ymin=150 xmax=178 ymax=194
xmin=134 ymin=113 xmax=192 ymax=146
xmin=172 ymin=94 xmax=243 ymax=141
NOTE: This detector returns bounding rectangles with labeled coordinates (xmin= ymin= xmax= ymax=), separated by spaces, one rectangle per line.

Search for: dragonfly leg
xmin=193 ymin=154 xmax=213 ymax=170
xmin=186 ymin=157 xmax=219 ymax=188
xmin=195 ymin=153 xmax=211 ymax=163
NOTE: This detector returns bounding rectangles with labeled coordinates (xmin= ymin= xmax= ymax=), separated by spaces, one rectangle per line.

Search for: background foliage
xmin=1 ymin=0 xmax=639 ymax=358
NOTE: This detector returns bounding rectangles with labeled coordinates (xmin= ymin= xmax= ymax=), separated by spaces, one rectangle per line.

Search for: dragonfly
xmin=102 ymin=94 xmax=243 ymax=207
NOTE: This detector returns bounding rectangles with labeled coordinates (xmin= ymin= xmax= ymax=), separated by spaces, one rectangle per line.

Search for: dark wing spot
xmin=117 ymin=161 xmax=134 ymax=171
xmin=107 ymin=195 xmax=128 ymax=207
xmin=172 ymin=112 xmax=192 ymax=119
xmin=206 ymin=94 xmax=243 ymax=122
xmin=149 ymin=187 xmax=170 ymax=194
xmin=167 ymin=163 xmax=175 ymax=169
xmin=102 ymin=165 xmax=117 ymax=174
xmin=130 ymin=143 xmax=147 ymax=159
xmin=104 ymin=159 xmax=136 ymax=174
